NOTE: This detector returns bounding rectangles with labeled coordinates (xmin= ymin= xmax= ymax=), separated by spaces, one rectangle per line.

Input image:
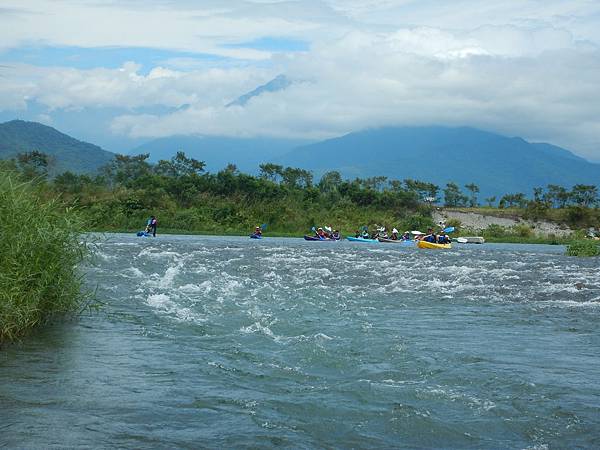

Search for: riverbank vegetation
xmin=0 ymin=168 xmax=89 ymax=345
xmin=3 ymin=150 xmax=600 ymax=241
xmin=566 ymin=240 xmax=600 ymax=257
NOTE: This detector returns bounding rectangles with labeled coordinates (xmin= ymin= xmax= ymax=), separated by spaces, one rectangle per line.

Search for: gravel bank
xmin=432 ymin=209 xmax=572 ymax=237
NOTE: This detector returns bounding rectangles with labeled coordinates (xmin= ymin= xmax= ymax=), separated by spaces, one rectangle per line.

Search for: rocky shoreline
xmin=433 ymin=209 xmax=573 ymax=237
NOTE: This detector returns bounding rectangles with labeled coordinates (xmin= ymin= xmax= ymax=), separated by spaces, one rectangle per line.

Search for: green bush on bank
xmin=566 ymin=240 xmax=600 ymax=257
xmin=0 ymin=173 xmax=88 ymax=344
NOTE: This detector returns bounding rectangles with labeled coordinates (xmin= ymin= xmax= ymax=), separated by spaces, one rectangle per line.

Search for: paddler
xmin=390 ymin=228 xmax=399 ymax=240
xmin=254 ymin=226 xmax=262 ymax=237
xmin=423 ymin=227 xmax=437 ymax=243
xmin=149 ymin=215 xmax=158 ymax=237
xmin=438 ymin=231 xmax=451 ymax=244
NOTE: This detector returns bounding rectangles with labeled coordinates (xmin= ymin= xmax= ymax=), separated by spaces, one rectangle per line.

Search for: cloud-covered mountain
xmin=0 ymin=120 xmax=114 ymax=174
xmin=227 ymin=74 xmax=292 ymax=107
xmin=277 ymin=126 xmax=600 ymax=198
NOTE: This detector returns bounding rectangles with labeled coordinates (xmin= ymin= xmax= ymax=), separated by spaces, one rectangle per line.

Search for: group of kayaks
xmin=344 ymin=235 xmax=451 ymax=249
xmin=249 ymin=224 xmax=456 ymax=249
xmin=300 ymin=234 xmax=451 ymax=249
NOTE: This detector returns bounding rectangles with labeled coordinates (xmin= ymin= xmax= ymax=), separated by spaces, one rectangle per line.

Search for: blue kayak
xmin=136 ymin=231 xmax=151 ymax=237
xmin=250 ymin=234 xmax=262 ymax=239
xmin=378 ymin=238 xmax=415 ymax=245
xmin=346 ymin=236 xmax=379 ymax=243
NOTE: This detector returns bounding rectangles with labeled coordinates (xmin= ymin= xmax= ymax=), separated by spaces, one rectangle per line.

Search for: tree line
xmin=7 ymin=150 xmax=600 ymax=209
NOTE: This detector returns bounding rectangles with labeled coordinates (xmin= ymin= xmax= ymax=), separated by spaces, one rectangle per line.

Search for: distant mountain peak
xmin=227 ymin=74 xmax=292 ymax=107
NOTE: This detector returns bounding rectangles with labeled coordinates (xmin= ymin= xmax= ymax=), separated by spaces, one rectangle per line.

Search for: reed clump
xmin=566 ymin=240 xmax=600 ymax=257
xmin=0 ymin=173 xmax=88 ymax=344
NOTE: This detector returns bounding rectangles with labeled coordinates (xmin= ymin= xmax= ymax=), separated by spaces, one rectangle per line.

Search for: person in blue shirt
xmin=424 ymin=228 xmax=437 ymax=243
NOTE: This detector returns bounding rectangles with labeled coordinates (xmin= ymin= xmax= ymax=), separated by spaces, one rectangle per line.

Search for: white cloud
xmin=1 ymin=1 xmax=600 ymax=158
xmin=1 ymin=62 xmax=273 ymax=110
xmin=109 ymin=25 xmax=600 ymax=159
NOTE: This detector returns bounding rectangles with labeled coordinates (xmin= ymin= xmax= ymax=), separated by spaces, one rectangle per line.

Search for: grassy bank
xmin=0 ymin=173 xmax=89 ymax=345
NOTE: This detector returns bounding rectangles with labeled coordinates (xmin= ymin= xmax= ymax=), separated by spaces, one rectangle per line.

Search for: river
xmin=1 ymin=234 xmax=599 ymax=448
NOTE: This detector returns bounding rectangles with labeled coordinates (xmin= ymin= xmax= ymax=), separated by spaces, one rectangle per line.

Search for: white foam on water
xmin=314 ymin=332 xmax=334 ymax=341
xmin=178 ymin=282 xmax=210 ymax=293
xmin=137 ymin=248 xmax=182 ymax=261
xmin=540 ymin=299 xmax=600 ymax=309
xmin=423 ymin=387 xmax=496 ymax=412
xmin=96 ymin=251 xmax=118 ymax=261
xmin=146 ymin=293 xmax=205 ymax=323
xmin=125 ymin=267 xmax=144 ymax=278
xmin=159 ymin=265 xmax=181 ymax=288
xmin=240 ymin=322 xmax=281 ymax=342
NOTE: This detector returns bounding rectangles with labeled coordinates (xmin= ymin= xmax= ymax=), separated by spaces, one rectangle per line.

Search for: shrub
xmin=483 ymin=224 xmax=506 ymax=237
xmin=512 ymin=223 xmax=533 ymax=238
xmin=566 ymin=240 xmax=600 ymax=257
xmin=0 ymin=173 xmax=89 ymax=344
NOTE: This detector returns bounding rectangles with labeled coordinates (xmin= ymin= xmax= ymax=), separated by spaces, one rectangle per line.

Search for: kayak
xmin=347 ymin=236 xmax=379 ymax=243
xmin=417 ymin=240 xmax=452 ymax=249
xmin=304 ymin=235 xmax=339 ymax=241
xmin=136 ymin=231 xmax=151 ymax=237
xmin=456 ymin=236 xmax=485 ymax=244
xmin=378 ymin=238 xmax=414 ymax=245
xmin=250 ymin=234 xmax=262 ymax=239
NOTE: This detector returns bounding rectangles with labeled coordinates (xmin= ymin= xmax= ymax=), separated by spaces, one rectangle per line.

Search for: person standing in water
xmin=149 ymin=215 xmax=158 ymax=237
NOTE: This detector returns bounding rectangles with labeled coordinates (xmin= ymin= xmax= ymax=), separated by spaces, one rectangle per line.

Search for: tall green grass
xmin=0 ymin=173 xmax=88 ymax=344
xmin=566 ymin=240 xmax=600 ymax=257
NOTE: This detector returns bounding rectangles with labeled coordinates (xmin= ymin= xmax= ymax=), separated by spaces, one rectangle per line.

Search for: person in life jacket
xmin=423 ymin=227 xmax=437 ymax=243
xmin=401 ymin=231 xmax=411 ymax=241
xmin=149 ymin=216 xmax=158 ymax=237
xmin=438 ymin=231 xmax=451 ymax=244
xmin=331 ymin=230 xmax=340 ymax=240
xmin=390 ymin=228 xmax=399 ymax=240
xmin=254 ymin=226 xmax=262 ymax=236
xmin=317 ymin=227 xmax=327 ymax=239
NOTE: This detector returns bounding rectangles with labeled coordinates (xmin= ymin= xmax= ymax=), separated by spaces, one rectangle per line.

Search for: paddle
xmin=260 ymin=223 xmax=267 ymax=230
xmin=443 ymin=226 xmax=455 ymax=233
xmin=411 ymin=230 xmax=424 ymax=235
xmin=457 ymin=237 xmax=468 ymax=243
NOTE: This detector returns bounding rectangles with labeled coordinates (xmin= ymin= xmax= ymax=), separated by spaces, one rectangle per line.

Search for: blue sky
xmin=1 ymin=0 xmax=600 ymax=159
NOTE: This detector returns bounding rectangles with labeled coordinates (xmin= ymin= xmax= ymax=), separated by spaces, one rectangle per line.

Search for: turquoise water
xmin=1 ymin=235 xmax=600 ymax=448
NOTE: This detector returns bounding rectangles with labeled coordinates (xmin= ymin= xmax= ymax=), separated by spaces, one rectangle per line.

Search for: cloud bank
xmin=1 ymin=0 xmax=600 ymax=158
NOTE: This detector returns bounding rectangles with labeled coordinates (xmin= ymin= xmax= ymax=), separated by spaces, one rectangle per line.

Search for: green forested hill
xmin=278 ymin=126 xmax=600 ymax=199
xmin=0 ymin=120 xmax=115 ymax=174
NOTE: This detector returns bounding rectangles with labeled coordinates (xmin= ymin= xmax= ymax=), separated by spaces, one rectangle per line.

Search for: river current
xmin=1 ymin=234 xmax=600 ymax=448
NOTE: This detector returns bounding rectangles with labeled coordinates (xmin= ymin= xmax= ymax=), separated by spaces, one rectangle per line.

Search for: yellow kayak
xmin=417 ymin=240 xmax=452 ymax=250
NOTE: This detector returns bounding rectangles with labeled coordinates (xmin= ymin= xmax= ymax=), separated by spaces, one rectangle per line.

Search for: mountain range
xmin=1 ymin=119 xmax=599 ymax=199
xmin=276 ymin=126 xmax=600 ymax=198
